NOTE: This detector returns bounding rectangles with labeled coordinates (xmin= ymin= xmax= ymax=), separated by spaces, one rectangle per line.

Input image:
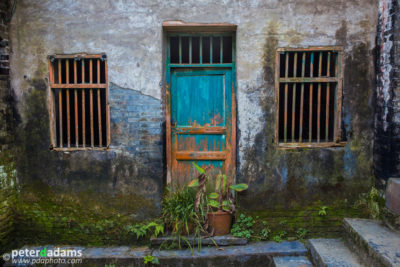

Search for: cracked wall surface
xmin=8 ymin=0 xmax=379 ymax=242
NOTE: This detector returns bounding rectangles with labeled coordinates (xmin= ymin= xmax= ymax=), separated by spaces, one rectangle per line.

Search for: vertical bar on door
xmin=325 ymin=52 xmax=331 ymax=141
xmin=220 ymin=36 xmax=223 ymax=64
xmin=292 ymin=52 xmax=297 ymax=142
xmin=179 ymin=36 xmax=182 ymax=64
xmin=284 ymin=52 xmax=289 ymax=143
xmin=58 ymin=59 xmax=63 ymax=147
xmin=189 ymin=37 xmax=192 ymax=64
xmin=82 ymin=59 xmax=86 ymax=148
xmin=210 ymin=37 xmax=213 ymax=64
xmin=200 ymin=36 xmax=203 ymax=64
xmin=299 ymin=52 xmax=306 ymax=142
xmin=309 ymin=52 xmax=314 ymax=143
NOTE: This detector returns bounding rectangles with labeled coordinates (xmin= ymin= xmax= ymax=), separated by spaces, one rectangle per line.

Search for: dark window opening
xmin=192 ymin=37 xmax=200 ymax=63
xmin=50 ymin=55 xmax=109 ymax=149
xmin=170 ymin=37 xmax=179 ymax=63
xmin=276 ymin=49 xmax=342 ymax=145
xmin=202 ymin=37 xmax=210 ymax=64
xmin=169 ymin=35 xmax=233 ymax=64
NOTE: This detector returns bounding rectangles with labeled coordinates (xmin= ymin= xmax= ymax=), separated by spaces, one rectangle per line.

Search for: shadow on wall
xmin=6 ymin=78 xmax=164 ymax=247
xmin=238 ymin=24 xmax=374 ymax=211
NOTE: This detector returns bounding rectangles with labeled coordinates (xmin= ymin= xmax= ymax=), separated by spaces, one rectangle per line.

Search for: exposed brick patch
xmin=109 ymin=83 xmax=163 ymax=171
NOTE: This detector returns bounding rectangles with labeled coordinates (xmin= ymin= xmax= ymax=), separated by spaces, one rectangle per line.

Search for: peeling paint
xmin=6 ymin=0 xmax=380 ymax=244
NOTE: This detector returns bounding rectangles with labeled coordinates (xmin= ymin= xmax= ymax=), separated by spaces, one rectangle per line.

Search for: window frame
xmin=274 ymin=46 xmax=345 ymax=149
xmin=47 ymin=53 xmax=110 ymax=151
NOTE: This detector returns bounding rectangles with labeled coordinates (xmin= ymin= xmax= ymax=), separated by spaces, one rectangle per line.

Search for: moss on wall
xmin=0 ymin=149 xmax=17 ymax=255
xmin=9 ymin=77 xmax=163 ymax=247
xmin=12 ymin=180 xmax=157 ymax=247
xmin=242 ymin=201 xmax=369 ymax=239
xmin=237 ymin=26 xmax=375 ymax=226
xmin=7 ymin=0 xmax=379 ymax=248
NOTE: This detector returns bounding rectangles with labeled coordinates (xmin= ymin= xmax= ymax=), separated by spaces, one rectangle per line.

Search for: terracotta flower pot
xmin=207 ymin=210 xmax=232 ymax=236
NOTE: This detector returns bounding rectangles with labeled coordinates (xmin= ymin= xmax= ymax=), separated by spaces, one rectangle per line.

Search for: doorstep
xmin=4 ymin=241 xmax=307 ymax=267
xmin=150 ymin=234 xmax=247 ymax=247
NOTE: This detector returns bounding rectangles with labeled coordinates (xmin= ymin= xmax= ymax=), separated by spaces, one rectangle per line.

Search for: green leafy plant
xmin=296 ymin=228 xmax=308 ymax=240
xmin=318 ymin=206 xmax=328 ymax=216
xmin=208 ymin=173 xmax=248 ymax=212
xmin=126 ymin=221 xmax=164 ymax=240
xmin=354 ymin=186 xmax=384 ymax=219
xmin=161 ymin=186 xmax=204 ymax=250
xmin=188 ymin=163 xmax=209 ymax=220
xmin=161 ymin=186 xmax=199 ymax=235
xmin=272 ymin=230 xmax=287 ymax=243
xmin=259 ymin=221 xmax=271 ymax=240
xmin=189 ymin=163 xmax=248 ymax=213
xmin=279 ymin=220 xmax=287 ymax=226
xmin=144 ymin=255 xmax=160 ymax=265
xmin=273 ymin=234 xmax=282 ymax=243
xmin=231 ymin=214 xmax=255 ymax=238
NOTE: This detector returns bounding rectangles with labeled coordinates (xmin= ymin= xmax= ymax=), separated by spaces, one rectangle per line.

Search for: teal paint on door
xmin=170 ymin=69 xmax=234 ymax=186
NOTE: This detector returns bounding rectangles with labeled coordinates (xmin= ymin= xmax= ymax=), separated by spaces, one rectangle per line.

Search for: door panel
xmin=170 ymin=69 xmax=233 ymax=187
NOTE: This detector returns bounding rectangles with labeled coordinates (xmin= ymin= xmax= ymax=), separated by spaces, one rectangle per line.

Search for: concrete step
xmin=150 ymin=234 xmax=247 ymax=247
xmin=5 ymin=241 xmax=307 ymax=267
xmin=307 ymin=238 xmax=365 ymax=267
xmin=272 ymin=256 xmax=313 ymax=267
xmin=343 ymin=218 xmax=400 ymax=267
xmin=386 ymin=178 xmax=400 ymax=216
xmin=385 ymin=178 xmax=400 ymax=232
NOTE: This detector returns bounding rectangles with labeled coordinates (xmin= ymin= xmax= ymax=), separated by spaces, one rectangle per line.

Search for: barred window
xmin=48 ymin=54 xmax=110 ymax=150
xmin=275 ymin=47 xmax=343 ymax=148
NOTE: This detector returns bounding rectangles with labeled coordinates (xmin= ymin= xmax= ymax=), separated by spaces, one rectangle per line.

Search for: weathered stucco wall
xmin=9 ymin=0 xmax=378 ymax=242
xmin=0 ymin=0 xmax=12 ymax=149
xmin=0 ymin=0 xmax=17 ymax=255
xmin=375 ymin=0 xmax=400 ymax=186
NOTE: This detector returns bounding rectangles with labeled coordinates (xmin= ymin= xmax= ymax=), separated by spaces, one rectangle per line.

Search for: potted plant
xmin=189 ymin=163 xmax=248 ymax=236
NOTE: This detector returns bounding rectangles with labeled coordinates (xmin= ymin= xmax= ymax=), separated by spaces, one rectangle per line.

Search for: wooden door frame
xmin=163 ymin=29 xmax=237 ymax=185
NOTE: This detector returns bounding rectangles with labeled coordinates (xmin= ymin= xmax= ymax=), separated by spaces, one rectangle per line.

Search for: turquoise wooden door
xmin=169 ymin=69 xmax=235 ymax=186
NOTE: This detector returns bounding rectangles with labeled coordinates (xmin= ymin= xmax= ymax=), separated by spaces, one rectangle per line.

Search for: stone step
xmin=273 ymin=256 xmax=313 ymax=267
xmin=307 ymin=238 xmax=365 ymax=267
xmin=385 ymin=178 xmax=400 ymax=232
xmin=150 ymin=234 xmax=247 ymax=247
xmin=386 ymin=178 xmax=400 ymax=216
xmin=343 ymin=218 xmax=400 ymax=267
xmin=5 ymin=241 xmax=307 ymax=267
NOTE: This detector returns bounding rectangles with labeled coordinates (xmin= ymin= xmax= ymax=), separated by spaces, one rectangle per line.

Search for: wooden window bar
xmin=48 ymin=54 xmax=110 ymax=150
xmin=275 ymin=47 xmax=343 ymax=148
